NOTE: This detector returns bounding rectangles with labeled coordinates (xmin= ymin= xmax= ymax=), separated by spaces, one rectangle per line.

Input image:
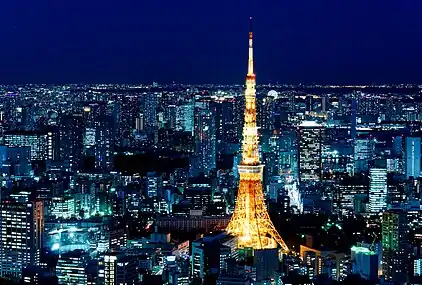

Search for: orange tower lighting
xmin=226 ymin=17 xmax=289 ymax=253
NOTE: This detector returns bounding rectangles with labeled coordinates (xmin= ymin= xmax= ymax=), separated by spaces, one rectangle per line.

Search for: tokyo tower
xmin=226 ymin=18 xmax=289 ymax=252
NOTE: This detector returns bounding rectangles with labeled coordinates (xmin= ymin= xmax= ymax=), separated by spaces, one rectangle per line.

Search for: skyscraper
xmin=298 ymin=121 xmax=323 ymax=183
xmin=351 ymin=98 xmax=357 ymax=140
xmin=192 ymin=107 xmax=216 ymax=177
xmin=3 ymin=131 xmax=49 ymax=160
xmin=368 ymin=168 xmax=387 ymax=213
xmin=405 ymin=137 xmax=421 ymax=179
xmin=176 ymin=103 xmax=194 ymax=134
xmin=142 ymin=92 xmax=158 ymax=131
xmin=104 ymin=252 xmax=139 ymax=285
xmin=59 ymin=114 xmax=84 ymax=171
xmin=94 ymin=116 xmax=114 ymax=170
xmin=56 ymin=250 xmax=89 ymax=285
xmin=382 ymin=209 xmax=409 ymax=283
xmin=0 ymin=200 xmax=44 ymax=279
xmin=226 ymin=18 xmax=288 ymax=252
xmin=213 ymin=98 xmax=237 ymax=154
xmin=354 ymin=138 xmax=375 ymax=173
xmin=115 ymin=95 xmax=141 ymax=147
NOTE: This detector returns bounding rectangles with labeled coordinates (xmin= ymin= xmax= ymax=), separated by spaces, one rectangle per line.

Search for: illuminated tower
xmin=226 ymin=18 xmax=288 ymax=252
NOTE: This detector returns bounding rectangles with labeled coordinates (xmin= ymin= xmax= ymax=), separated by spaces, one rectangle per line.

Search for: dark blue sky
xmin=0 ymin=0 xmax=421 ymax=84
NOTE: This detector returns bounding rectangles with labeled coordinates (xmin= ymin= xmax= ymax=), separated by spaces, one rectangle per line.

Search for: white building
xmin=369 ymin=168 xmax=387 ymax=213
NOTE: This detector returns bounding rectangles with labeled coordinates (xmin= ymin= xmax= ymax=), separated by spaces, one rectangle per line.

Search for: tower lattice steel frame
xmin=226 ymin=18 xmax=289 ymax=252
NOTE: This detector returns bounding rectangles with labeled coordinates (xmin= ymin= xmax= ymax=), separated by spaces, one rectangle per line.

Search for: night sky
xmin=1 ymin=0 xmax=422 ymax=84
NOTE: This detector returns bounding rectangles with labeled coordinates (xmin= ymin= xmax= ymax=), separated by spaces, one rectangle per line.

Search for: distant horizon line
xmin=0 ymin=82 xmax=421 ymax=87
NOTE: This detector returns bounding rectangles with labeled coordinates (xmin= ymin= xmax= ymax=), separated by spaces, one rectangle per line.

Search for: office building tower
xmin=56 ymin=250 xmax=89 ymax=285
xmin=83 ymin=128 xmax=96 ymax=152
xmin=59 ymin=114 xmax=84 ymax=171
xmin=392 ymin=135 xmax=403 ymax=157
xmin=115 ymin=95 xmax=140 ymax=147
xmin=254 ymin=249 xmax=279 ymax=282
xmin=94 ymin=116 xmax=113 ymax=170
xmin=164 ymin=105 xmax=177 ymax=129
xmin=22 ymin=266 xmax=57 ymax=285
xmin=81 ymin=101 xmax=107 ymax=129
xmin=185 ymin=178 xmax=213 ymax=210
xmin=176 ymin=103 xmax=194 ymax=134
xmin=354 ymin=138 xmax=375 ymax=173
xmin=298 ymin=121 xmax=323 ymax=183
xmin=213 ymin=99 xmax=237 ymax=153
xmin=368 ymin=168 xmax=387 ymax=213
xmin=192 ymin=107 xmax=216 ymax=176
xmin=321 ymin=95 xmax=328 ymax=113
xmin=305 ymin=95 xmax=313 ymax=112
xmin=405 ymin=137 xmax=421 ymax=179
xmin=191 ymin=234 xmax=235 ymax=280
xmin=104 ymin=252 xmax=139 ymax=285
xmin=3 ymin=131 xmax=49 ymax=160
xmin=415 ymin=258 xmax=422 ymax=277
xmin=258 ymin=93 xmax=276 ymax=132
xmin=0 ymin=200 xmax=44 ymax=279
xmin=264 ymin=135 xmax=281 ymax=178
xmin=0 ymin=146 xmax=31 ymax=176
xmin=51 ymin=197 xmax=75 ymax=219
xmin=279 ymin=130 xmax=297 ymax=176
xmin=146 ymin=172 xmax=161 ymax=198
xmin=142 ymin=92 xmax=158 ymax=131
xmin=382 ymin=209 xmax=409 ymax=284
xmin=350 ymin=246 xmax=378 ymax=281
xmin=2 ymin=94 xmax=18 ymax=130
xmin=135 ymin=113 xmax=144 ymax=132
xmin=16 ymin=105 xmax=34 ymax=131
xmin=351 ymin=98 xmax=357 ymax=140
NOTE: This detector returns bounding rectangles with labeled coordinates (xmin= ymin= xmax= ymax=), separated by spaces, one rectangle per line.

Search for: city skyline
xmin=1 ymin=1 xmax=422 ymax=84
xmin=1 ymin=3 xmax=422 ymax=284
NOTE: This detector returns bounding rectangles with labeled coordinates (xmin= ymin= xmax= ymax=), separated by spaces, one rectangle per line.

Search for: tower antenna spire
xmin=248 ymin=16 xmax=254 ymax=76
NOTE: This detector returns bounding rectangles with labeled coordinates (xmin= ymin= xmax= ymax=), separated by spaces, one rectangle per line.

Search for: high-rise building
xmin=213 ymin=98 xmax=237 ymax=153
xmin=0 ymin=200 xmax=44 ymax=279
xmin=94 ymin=116 xmax=114 ymax=170
xmin=59 ymin=114 xmax=84 ymax=171
xmin=354 ymin=138 xmax=375 ymax=173
xmin=176 ymin=103 xmax=194 ymax=134
xmin=135 ymin=113 xmax=144 ymax=132
xmin=81 ymin=102 xmax=107 ymax=124
xmin=405 ymin=137 xmax=421 ymax=179
xmin=0 ymin=146 xmax=31 ymax=176
xmin=368 ymin=168 xmax=387 ymax=213
xmin=369 ymin=168 xmax=387 ymax=213
xmin=146 ymin=172 xmax=161 ymax=198
xmin=351 ymin=98 xmax=357 ymax=140
xmin=192 ymin=107 xmax=216 ymax=176
xmin=191 ymin=234 xmax=235 ymax=280
xmin=164 ymin=105 xmax=177 ymax=129
xmin=56 ymin=250 xmax=89 ymax=285
xmin=142 ymin=92 xmax=158 ymax=131
xmin=350 ymin=246 xmax=378 ymax=281
xmin=298 ymin=121 xmax=323 ymax=183
xmin=51 ymin=197 xmax=75 ymax=219
xmin=226 ymin=18 xmax=288 ymax=252
xmin=382 ymin=209 xmax=409 ymax=284
xmin=104 ymin=252 xmax=139 ymax=285
xmin=254 ymin=249 xmax=279 ymax=282
xmin=116 ymin=95 xmax=141 ymax=147
xmin=3 ymin=131 xmax=49 ymax=160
